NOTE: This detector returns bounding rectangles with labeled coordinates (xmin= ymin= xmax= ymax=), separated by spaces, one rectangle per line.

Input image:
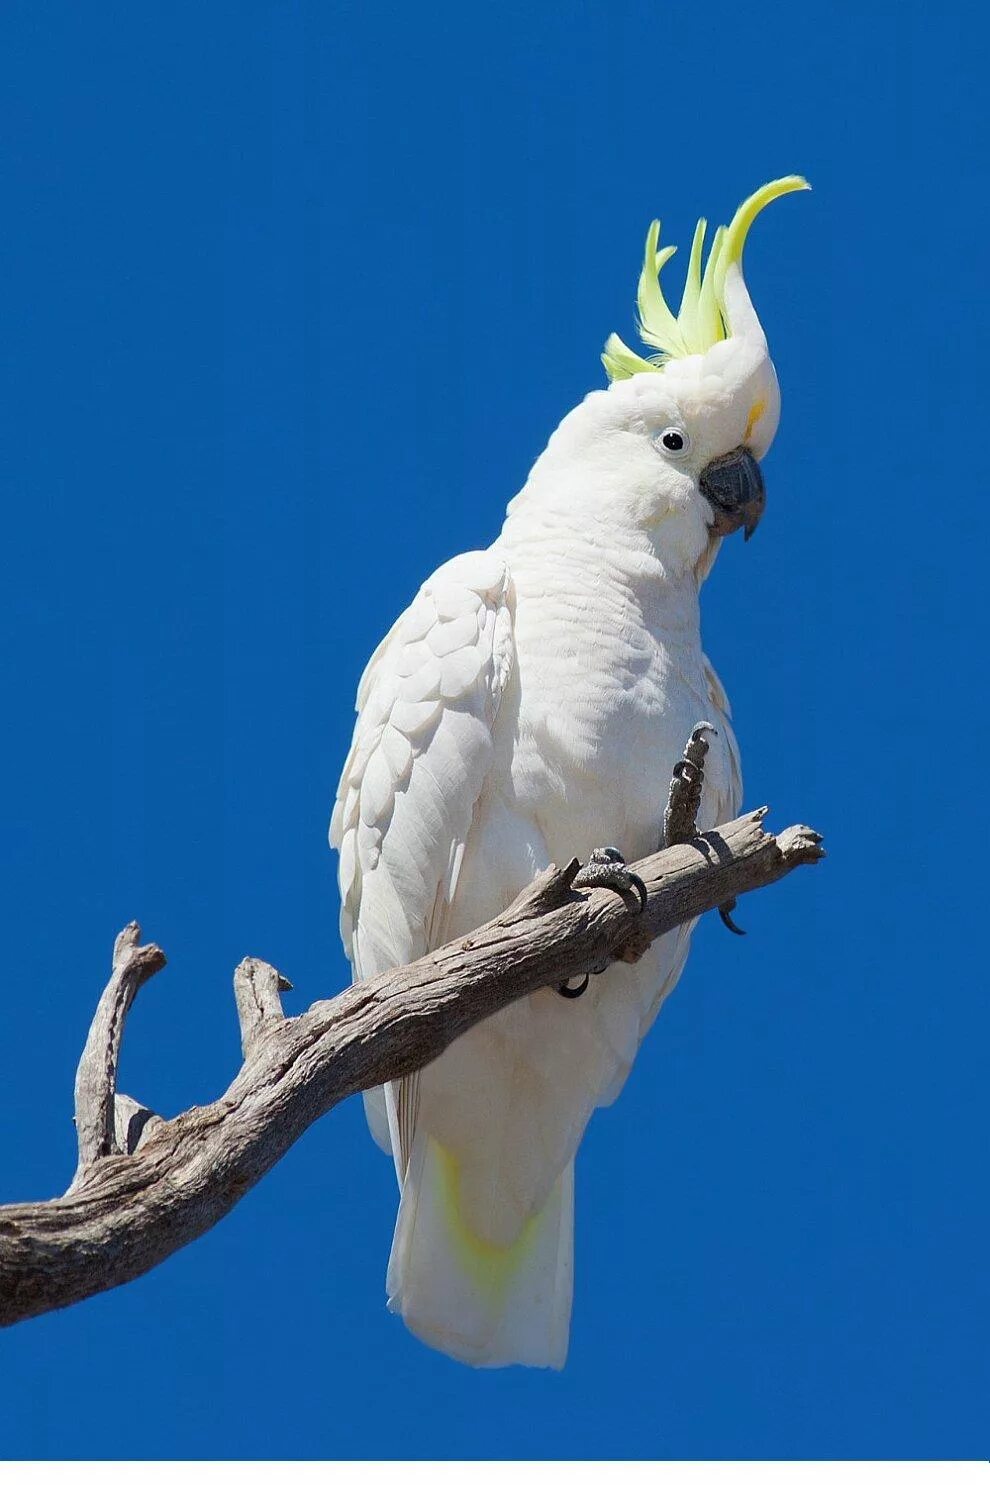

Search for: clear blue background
xmin=0 ymin=0 xmax=985 ymax=1461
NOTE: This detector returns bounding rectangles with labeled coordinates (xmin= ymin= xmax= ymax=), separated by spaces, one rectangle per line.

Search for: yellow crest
xmin=602 ymin=176 xmax=810 ymax=380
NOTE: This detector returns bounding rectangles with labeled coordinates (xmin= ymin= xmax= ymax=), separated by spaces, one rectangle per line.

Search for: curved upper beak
xmin=699 ymin=445 xmax=766 ymax=542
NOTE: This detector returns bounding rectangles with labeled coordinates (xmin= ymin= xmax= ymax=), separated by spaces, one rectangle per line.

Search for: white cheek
xmin=665 ymin=500 xmax=713 ymax=571
xmin=643 ymin=467 xmax=708 ymax=559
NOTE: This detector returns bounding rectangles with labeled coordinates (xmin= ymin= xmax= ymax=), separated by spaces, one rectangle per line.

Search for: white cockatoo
xmin=330 ymin=177 xmax=807 ymax=1369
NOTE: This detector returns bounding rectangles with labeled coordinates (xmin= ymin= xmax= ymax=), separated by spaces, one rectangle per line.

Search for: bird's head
xmin=510 ymin=177 xmax=808 ymax=580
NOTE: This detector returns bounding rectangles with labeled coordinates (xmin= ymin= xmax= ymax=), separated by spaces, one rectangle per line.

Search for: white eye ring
xmin=653 ymin=426 xmax=691 ymax=459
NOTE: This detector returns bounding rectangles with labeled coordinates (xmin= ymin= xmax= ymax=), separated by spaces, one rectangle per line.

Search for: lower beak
xmin=699 ymin=445 xmax=766 ymax=542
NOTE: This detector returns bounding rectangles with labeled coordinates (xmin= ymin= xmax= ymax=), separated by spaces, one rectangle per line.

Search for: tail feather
xmin=386 ymin=1134 xmax=574 ymax=1369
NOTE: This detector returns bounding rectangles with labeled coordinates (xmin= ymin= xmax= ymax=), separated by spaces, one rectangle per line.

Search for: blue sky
xmin=0 ymin=0 xmax=986 ymax=1461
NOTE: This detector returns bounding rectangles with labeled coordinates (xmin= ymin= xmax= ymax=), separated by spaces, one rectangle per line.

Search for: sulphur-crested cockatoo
xmin=331 ymin=177 xmax=807 ymax=1369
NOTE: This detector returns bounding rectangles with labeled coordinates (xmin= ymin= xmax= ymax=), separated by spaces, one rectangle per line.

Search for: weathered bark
xmin=0 ymin=808 xmax=822 ymax=1329
xmin=68 ymin=923 xmax=167 ymax=1189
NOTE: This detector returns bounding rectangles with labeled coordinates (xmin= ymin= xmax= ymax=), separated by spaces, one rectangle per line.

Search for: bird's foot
xmin=662 ymin=721 xmax=744 ymax=937
xmin=571 ymin=846 xmax=647 ymax=912
xmin=557 ymin=847 xmax=646 ymax=1000
xmin=662 ymin=721 xmax=717 ymax=847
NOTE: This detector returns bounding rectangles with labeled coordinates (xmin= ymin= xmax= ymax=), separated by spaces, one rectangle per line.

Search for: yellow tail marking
xmin=432 ymin=1140 xmax=547 ymax=1299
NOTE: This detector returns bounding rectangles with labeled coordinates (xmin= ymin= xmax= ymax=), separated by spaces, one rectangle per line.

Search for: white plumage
xmin=330 ymin=182 xmax=806 ymax=1367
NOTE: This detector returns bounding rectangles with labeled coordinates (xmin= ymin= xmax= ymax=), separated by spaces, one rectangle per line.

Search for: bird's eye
xmin=654 ymin=426 xmax=691 ymax=458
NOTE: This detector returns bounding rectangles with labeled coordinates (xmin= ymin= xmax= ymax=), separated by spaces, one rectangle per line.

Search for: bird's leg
xmin=662 ymin=720 xmax=745 ymax=936
xmin=662 ymin=721 xmax=716 ymax=847
xmin=557 ymin=847 xmax=647 ymax=999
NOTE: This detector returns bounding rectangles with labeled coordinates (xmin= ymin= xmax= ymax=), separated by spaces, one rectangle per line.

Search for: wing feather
xmin=330 ymin=550 xmax=515 ymax=1170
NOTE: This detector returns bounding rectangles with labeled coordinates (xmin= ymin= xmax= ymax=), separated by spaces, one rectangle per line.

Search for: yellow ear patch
xmin=744 ymin=396 xmax=768 ymax=443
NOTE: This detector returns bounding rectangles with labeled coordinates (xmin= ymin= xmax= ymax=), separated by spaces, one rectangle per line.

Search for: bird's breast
xmin=497 ymin=570 xmax=733 ymax=865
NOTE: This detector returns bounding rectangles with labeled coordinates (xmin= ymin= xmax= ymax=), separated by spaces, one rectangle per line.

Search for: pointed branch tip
xmin=234 ymin=958 xmax=292 ymax=1058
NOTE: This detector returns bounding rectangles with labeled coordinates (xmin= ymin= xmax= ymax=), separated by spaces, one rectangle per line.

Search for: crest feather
xmin=602 ymin=176 xmax=809 ymax=381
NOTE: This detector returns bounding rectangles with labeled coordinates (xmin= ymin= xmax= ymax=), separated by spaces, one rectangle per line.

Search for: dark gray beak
xmin=699 ymin=445 xmax=766 ymax=542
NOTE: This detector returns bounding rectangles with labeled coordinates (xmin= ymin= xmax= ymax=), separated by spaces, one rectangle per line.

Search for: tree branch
xmin=233 ymin=957 xmax=293 ymax=1060
xmin=0 ymin=808 xmax=822 ymax=1329
xmin=68 ymin=921 xmax=166 ymax=1188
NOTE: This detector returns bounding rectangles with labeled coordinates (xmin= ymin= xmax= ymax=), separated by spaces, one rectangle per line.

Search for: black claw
xmin=719 ymin=900 xmax=746 ymax=936
xmin=628 ymin=872 xmax=648 ymax=914
xmin=557 ymin=974 xmax=590 ymax=999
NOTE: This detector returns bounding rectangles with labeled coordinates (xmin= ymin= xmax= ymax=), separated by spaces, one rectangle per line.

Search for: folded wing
xmin=330 ymin=548 xmax=514 ymax=1174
